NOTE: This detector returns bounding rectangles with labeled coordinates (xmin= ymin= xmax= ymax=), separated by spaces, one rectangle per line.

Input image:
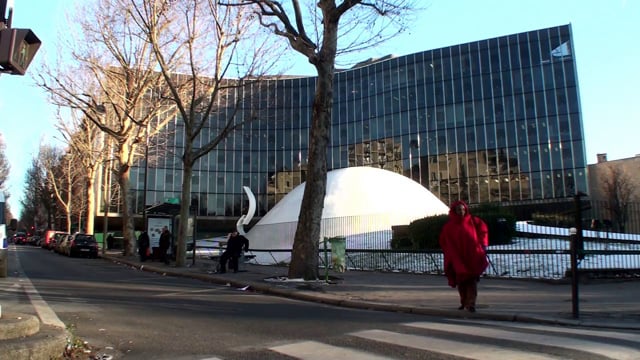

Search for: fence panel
xmin=246 ymin=215 xmax=640 ymax=280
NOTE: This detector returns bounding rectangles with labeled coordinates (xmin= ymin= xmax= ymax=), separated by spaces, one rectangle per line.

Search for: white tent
xmin=246 ymin=167 xmax=449 ymax=264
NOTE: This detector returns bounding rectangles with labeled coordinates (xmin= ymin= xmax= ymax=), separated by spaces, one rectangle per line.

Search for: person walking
xmin=218 ymin=230 xmax=249 ymax=273
xmin=159 ymin=226 xmax=172 ymax=265
xmin=439 ymin=200 xmax=489 ymax=313
xmin=137 ymin=231 xmax=150 ymax=262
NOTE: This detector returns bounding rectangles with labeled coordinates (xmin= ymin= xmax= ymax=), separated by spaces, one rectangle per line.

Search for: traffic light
xmin=0 ymin=27 xmax=41 ymax=75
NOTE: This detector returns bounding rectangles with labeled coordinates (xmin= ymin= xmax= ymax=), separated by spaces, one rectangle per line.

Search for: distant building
xmin=587 ymin=153 xmax=640 ymax=232
xmin=98 ymin=24 xmax=587 ymax=228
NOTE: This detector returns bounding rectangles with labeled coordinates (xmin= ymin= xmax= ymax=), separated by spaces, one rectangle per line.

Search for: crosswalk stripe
xmin=269 ymin=340 xmax=394 ymax=360
xmin=351 ymin=329 xmax=561 ymax=360
xmin=405 ymin=321 xmax=639 ymax=360
xmin=462 ymin=320 xmax=640 ymax=342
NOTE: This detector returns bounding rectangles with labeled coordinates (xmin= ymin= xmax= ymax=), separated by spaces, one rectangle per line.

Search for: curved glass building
xmin=124 ymin=24 xmax=586 ymax=222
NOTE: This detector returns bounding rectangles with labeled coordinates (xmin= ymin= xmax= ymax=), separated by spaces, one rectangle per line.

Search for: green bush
xmin=407 ymin=214 xmax=449 ymax=249
xmin=531 ymin=212 xmax=573 ymax=227
xmin=390 ymin=236 xmax=414 ymax=249
xmin=406 ymin=204 xmax=517 ymax=249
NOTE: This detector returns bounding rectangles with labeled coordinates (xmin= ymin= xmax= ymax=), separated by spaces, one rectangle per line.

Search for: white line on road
xmin=457 ymin=319 xmax=640 ymax=342
xmin=351 ymin=329 xmax=561 ymax=360
xmin=12 ymin=248 xmax=66 ymax=328
xmin=406 ymin=321 xmax=639 ymax=360
xmin=270 ymin=340 xmax=395 ymax=360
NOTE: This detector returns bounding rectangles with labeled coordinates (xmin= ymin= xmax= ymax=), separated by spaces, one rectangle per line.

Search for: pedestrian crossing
xmin=263 ymin=320 xmax=640 ymax=360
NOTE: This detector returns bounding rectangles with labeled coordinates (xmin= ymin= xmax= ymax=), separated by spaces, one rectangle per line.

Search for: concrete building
xmin=587 ymin=153 xmax=640 ymax=233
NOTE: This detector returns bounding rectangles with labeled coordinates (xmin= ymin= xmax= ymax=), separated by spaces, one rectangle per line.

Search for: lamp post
xmin=101 ymin=134 xmax=112 ymax=255
xmin=190 ymin=197 xmax=198 ymax=266
xmin=142 ymin=122 xmax=149 ymax=234
xmin=0 ymin=192 xmax=5 ymax=225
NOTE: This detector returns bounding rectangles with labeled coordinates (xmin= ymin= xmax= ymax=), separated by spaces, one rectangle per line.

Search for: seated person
xmin=218 ymin=230 xmax=249 ymax=273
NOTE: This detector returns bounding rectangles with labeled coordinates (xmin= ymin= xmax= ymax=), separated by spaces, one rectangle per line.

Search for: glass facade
xmin=125 ymin=24 xmax=587 ymax=219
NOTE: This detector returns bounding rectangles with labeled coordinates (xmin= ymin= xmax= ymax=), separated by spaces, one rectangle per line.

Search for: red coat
xmin=439 ymin=201 xmax=489 ymax=287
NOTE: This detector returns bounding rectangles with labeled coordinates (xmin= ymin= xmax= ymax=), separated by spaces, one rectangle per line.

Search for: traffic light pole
xmin=0 ymin=0 xmax=41 ymax=76
xmin=0 ymin=0 xmax=12 ymax=29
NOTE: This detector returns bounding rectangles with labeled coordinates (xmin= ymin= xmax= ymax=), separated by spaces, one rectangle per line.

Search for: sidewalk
xmin=103 ymin=251 xmax=640 ymax=331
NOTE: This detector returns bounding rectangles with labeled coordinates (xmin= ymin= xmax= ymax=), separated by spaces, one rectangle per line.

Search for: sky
xmin=1 ymin=0 xmax=639 ymax=217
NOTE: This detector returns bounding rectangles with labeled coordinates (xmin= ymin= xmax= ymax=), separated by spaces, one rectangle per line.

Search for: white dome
xmin=246 ymin=167 xmax=449 ymax=264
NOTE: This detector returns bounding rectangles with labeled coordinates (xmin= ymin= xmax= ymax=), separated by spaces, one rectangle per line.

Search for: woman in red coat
xmin=439 ymin=200 xmax=489 ymax=312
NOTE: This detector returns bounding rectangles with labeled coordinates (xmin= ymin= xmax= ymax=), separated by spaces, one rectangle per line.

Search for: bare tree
xmin=37 ymin=0 xmax=178 ymax=256
xmin=602 ymin=165 xmax=637 ymax=233
xmin=39 ymin=145 xmax=82 ymax=233
xmin=128 ymin=0 xmax=284 ymax=266
xmin=55 ymin=111 xmax=104 ymax=234
xmin=0 ymin=134 xmax=11 ymax=221
xmin=19 ymin=158 xmax=49 ymax=231
xmin=231 ymin=0 xmax=417 ymax=279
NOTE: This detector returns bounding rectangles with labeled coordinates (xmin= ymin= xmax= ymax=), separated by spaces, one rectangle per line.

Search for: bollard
xmin=0 ymin=248 xmax=7 ymax=278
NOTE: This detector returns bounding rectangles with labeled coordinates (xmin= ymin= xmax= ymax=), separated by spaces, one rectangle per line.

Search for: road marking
xmin=406 ymin=321 xmax=640 ymax=360
xmin=270 ymin=340 xmax=394 ymax=360
xmin=12 ymin=248 xmax=66 ymax=328
xmin=351 ymin=329 xmax=560 ymax=360
xmin=460 ymin=319 xmax=640 ymax=342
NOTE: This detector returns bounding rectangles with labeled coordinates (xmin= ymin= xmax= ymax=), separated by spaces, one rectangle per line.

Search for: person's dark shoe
xmin=458 ymin=305 xmax=464 ymax=310
xmin=219 ymin=270 xmax=226 ymax=274
xmin=468 ymin=306 xmax=476 ymax=313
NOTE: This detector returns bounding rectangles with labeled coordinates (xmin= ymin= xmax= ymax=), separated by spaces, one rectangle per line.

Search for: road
xmin=13 ymin=245 xmax=640 ymax=360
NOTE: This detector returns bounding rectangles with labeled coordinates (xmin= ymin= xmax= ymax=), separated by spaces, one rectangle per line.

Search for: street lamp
xmin=142 ymin=122 xmax=150 ymax=233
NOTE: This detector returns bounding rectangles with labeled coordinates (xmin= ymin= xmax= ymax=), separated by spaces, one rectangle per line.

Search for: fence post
xmin=569 ymin=227 xmax=579 ymax=319
xmin=571 ymin=191 xmax=586 ymax=319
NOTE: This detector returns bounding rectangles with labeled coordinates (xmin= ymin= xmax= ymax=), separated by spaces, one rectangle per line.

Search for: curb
xmin=0 ymin=312 xmax=40 ymax=340
xmin=0 ymin=319 xmax=68 ymax=360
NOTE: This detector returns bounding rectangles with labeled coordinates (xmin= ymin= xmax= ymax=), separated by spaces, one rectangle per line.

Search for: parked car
xmin=28 ymin=235 xmax=41 ymax=246
xmin=12 ymin=232 xmax=27 ymax=245
xmin=41 ymin=230 xmax=65 ymax=250
xmin=68 ymin=233 xmax=99 ymax=258
xmin=55 ymin=234 xmax=73 ymax=255
xmin=50 ymin=232 xmax=69 ymax=252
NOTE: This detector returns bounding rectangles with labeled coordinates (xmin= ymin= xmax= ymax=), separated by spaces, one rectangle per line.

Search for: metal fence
xmin=247 ymin=203 xmax=640 ymax=280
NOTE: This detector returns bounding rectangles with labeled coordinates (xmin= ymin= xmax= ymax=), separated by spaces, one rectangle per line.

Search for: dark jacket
xmin=138 ymin=232 xmax=150 ymax=254
xmin=159 ymin=230 xmax=171 ymax=250
xmin=226 ymin=233 xmax=249 ymax=256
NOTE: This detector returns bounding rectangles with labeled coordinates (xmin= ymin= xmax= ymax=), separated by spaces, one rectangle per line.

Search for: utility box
xmin=327 ymin=236 xmax=346 ymax=273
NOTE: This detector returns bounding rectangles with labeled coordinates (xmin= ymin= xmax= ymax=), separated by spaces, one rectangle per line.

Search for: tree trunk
xmin=117 ymin=160 xmax=135 ymax=256
xmin=85 ymin=166 xmax=96 ymax=234
xmin=176 ymin=159 xmax=194 ymax=267
xmin=288 ymin=28 xmax=337 ymax=279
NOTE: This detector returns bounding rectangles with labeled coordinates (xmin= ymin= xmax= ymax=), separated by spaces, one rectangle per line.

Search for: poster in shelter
xmin=147 ymin=217 xmax=172 ymax=249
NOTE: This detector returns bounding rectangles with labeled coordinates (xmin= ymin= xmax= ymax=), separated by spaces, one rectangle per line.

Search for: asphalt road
xmin=17 ymin=246 xmax=437 ymax=359
xmin=14 ymin=245 xmax=640 ymax=360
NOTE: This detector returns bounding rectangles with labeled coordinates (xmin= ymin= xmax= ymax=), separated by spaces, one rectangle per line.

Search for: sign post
xmin=0 ymin=193 xmax=7 ymax=278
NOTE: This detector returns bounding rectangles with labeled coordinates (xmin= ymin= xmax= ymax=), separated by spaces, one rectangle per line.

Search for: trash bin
xmin=327 ymin=236 xmax=346 ymax=273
